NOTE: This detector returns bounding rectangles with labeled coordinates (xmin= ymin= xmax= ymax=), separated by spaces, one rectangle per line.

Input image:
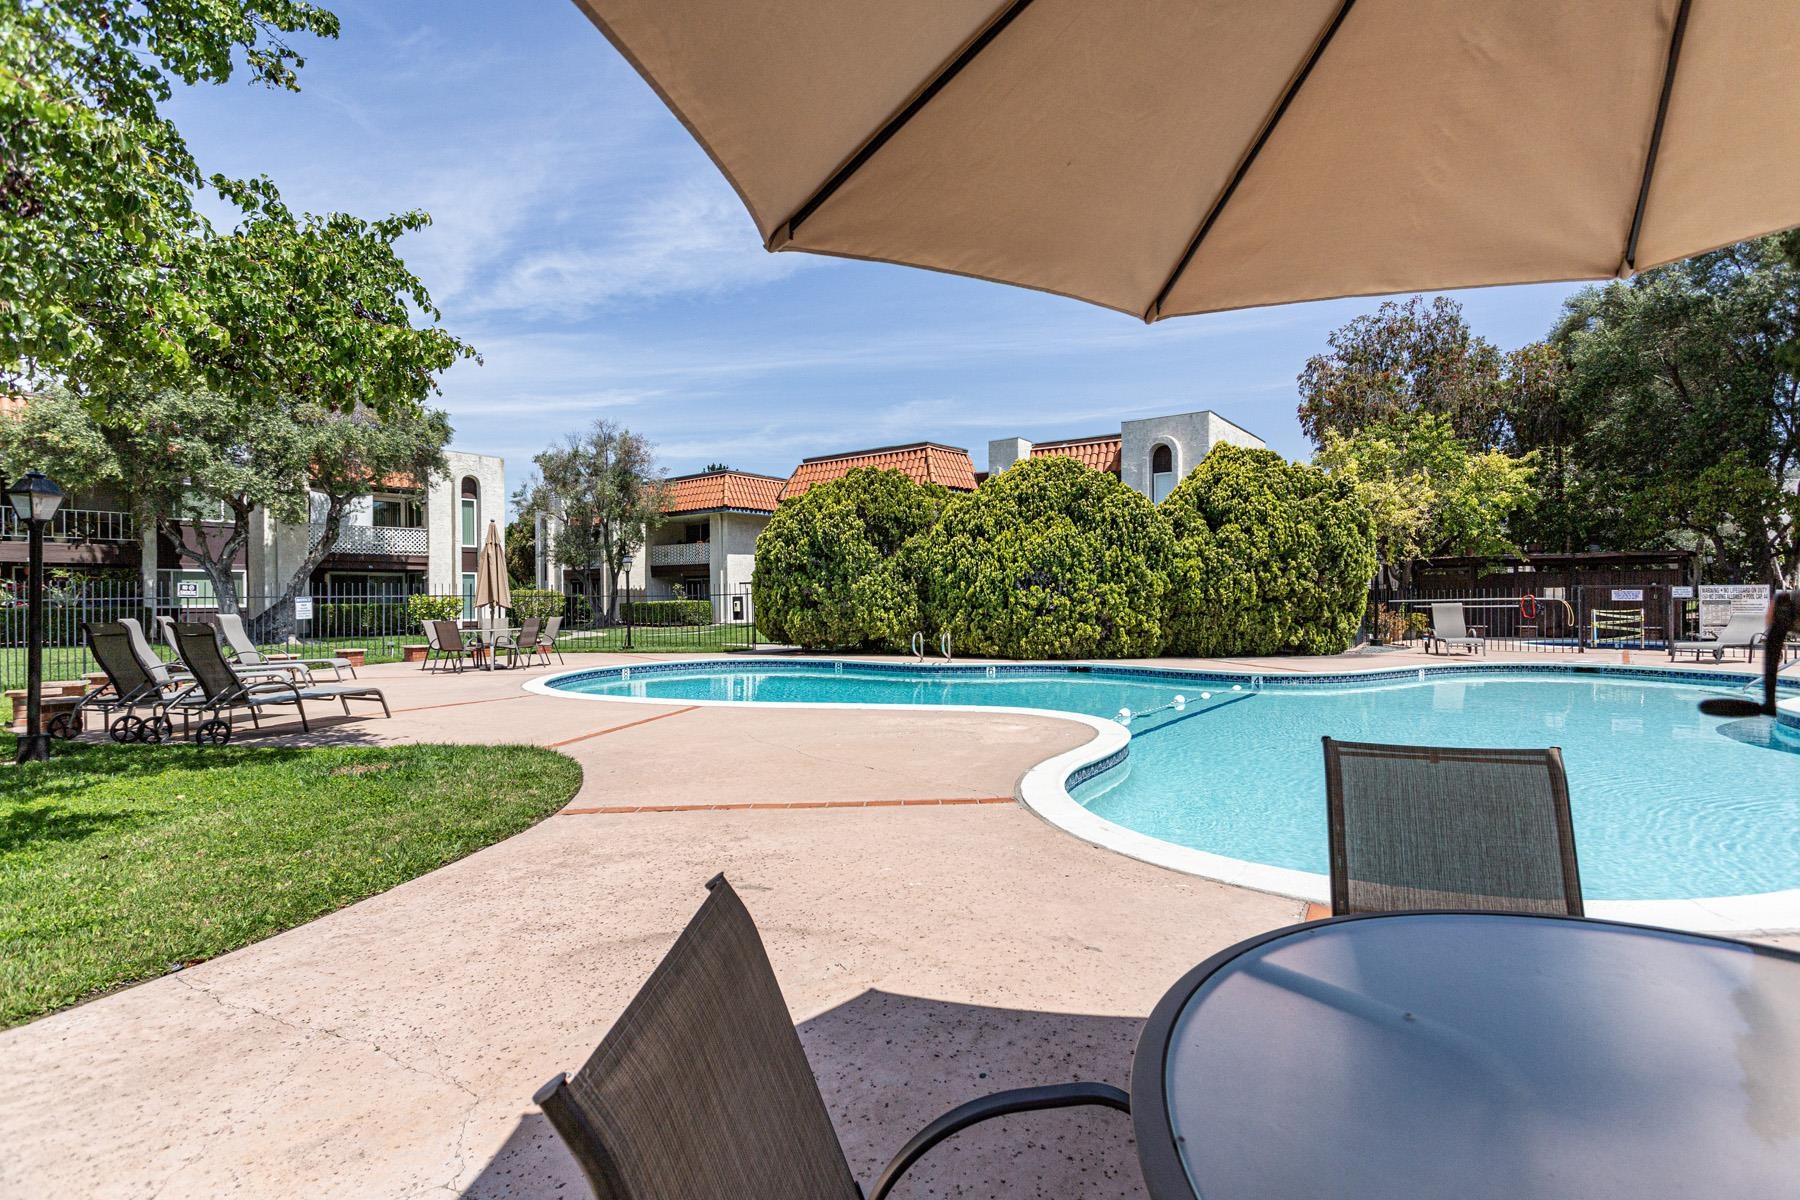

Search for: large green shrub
xmin=753 ymin=467 xmax=946 ymax=649
xmin=620 ymin=599 xmax=712 ymax=626
xmin=1161 ymin=444 xmax=1376 ymax=656
xmin=407 ymin=594 xmax=462 ymax=627
xmin=914 ymin=456 xmax=1172 ymax=659
xmin=511 ymin=588 xmax=566 ymax=621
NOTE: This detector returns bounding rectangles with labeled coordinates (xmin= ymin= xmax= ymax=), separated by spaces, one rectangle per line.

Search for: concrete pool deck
xmin=2 ymin=644 xmax=1792 ymax=1198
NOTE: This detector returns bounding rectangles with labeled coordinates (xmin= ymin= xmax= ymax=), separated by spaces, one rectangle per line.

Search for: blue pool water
xmin=548 ymin=663 xmax=1800 ymax=901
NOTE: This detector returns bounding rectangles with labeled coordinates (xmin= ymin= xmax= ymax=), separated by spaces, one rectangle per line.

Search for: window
xmin=176 ymin=488 xmax=228 ymax=524
xmin=1150 ymin=443 xmax=1176 ymax=504
xmin=683 ymin=522 xmax=710 ymax=544
xmin=371 ymin=492 xmax=424 ymax=529
xmin=461 ymin=572 xmax=477 ymax=620
xmin=460 ymin=497 xmax=478 ymax=548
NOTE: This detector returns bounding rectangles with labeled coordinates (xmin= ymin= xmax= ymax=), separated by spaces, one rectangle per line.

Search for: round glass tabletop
xmin=1134 ymin=914 xmax=1800 ymax=1200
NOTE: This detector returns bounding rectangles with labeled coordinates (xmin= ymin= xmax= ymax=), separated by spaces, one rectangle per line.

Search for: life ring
xmin=1520 ymin=593 xmax=1538 ymax=620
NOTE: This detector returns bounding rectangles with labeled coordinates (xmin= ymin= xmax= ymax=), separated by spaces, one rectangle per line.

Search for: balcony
xmin=318 ymin=524 xmax=428 ymax=556
xmin=0 ymin=508 xmax=134 ymax=543
xmin=648 ymin=541 xmax=711 ymax=567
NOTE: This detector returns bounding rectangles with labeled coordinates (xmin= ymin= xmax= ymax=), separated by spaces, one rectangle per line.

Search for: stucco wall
xmin=1119 ymin=410 xmax=1265 ymax=497
xmin=428 ymin=450 xmax=505 ymax=595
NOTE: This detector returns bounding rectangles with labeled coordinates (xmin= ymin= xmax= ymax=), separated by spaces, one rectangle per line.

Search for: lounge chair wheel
xmin=150 ymin=715 xmax=174 ymax=741
xmin=46 ymin=713 xmax=77 ymax=739
xmin=138 ymin=716 xmax=166 ymax=745
xmin=195 ymin=718 xmax=232 ymax=747
xmin=110 ymin=714 xmax=144 ymax=743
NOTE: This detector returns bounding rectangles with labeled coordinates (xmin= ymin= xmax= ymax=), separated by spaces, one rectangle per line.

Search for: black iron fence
xmin=1370 ymin=581 xmax=1717 ymax=653
xmin=0 ymin=580 xmax=764 ymax=694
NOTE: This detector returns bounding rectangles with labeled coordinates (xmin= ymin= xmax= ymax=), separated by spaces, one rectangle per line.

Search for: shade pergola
xmin=571 ymin=0 xmax=1800 ymax=320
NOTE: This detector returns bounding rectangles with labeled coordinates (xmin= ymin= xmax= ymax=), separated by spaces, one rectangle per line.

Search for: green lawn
xmin=0 ymin=737 xmax=582 ymax=1027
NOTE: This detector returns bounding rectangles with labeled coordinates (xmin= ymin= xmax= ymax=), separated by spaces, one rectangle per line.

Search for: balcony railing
xmin=648 ymin=541 xmax=711 ymax=567
xmin=0 ymin=507 xmax=135 ymax=543
xmin=317 ymin=524 xmax=428 ymax=555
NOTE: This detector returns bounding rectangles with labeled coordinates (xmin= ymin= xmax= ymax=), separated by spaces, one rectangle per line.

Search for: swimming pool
xmin=534 ymin=660 xmax=1800 ymax=926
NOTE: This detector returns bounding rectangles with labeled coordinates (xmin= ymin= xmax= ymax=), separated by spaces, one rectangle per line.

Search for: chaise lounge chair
xmin=167 ymin=621 xmax=390 ymax=745
xmin=534 ymin=875 xmax=1131 ymax=1200
xmin=1424 ymin=602 xmax=1485 ymax=655
xmin=216 ymin=612 xmax=354 ymax=680
xmin=70 ymin=622 xmax=194 ymax=742
xmin=1321 ymin=737 xmax=1583 ymax=916
xmin=1669 ymin=608 xmax=1766 ymax=663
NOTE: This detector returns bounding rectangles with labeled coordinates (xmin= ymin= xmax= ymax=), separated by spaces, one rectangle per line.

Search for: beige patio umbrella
xmin=571 ymin=0 xmax=1800 ymax=320
xmin=474 ymin=520 xmax=511 ymax=614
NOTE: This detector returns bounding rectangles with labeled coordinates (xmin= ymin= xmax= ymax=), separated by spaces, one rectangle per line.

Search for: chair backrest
xmin=543 ymin=615 xmax=563 ymax=642
xmin=517 ymin=616 xmax=542 ymax=647
xmin=86 ymin=622 xmax=157 ymax=698
xmin=535 ymin=877 xmax=859 ymax=1200
xmin=433 ymin=620 xmax=465 ymax=651
xmin=155 ymin=613 xmax=179 ymax=649
xmin=421 ymin=620 xmax=442 ymax=651
xmin=1429 ymin=602 xmax=1469 ymax=639
xmin=170 ymin=622 xmax=244 ymax=703
xmin=480 ymin=610 xmax=499 ymax=639
xmin=119 ymin=618 xmax=175 ymax=681
xmin=1322 ymin=738 xmax=1583 ymax=917
xmin=1716 ymin=609 xmax=1767 ymax=645
xmin=214 ymin=612 xmax=265 ymax=664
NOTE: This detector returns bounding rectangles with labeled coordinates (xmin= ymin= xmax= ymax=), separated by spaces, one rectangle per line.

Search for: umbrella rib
xmin=777 ymin=0 xmax=1038 ymax=245
xmin=1143 ymin=0 xmax=1358 ymax=323
xmin=1622 ymin=0 xmax=1692 ymax=275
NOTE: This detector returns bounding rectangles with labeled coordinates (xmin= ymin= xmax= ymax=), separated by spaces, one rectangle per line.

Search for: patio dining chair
xmin=1321 ymin=738 xmax=1583 ymax=917
xmin=534 ymin=875 xmax=1130 ymax=1200
xmin=429 ymin=620 xmax=478 ymax=672
xmin=535 ymin=614 xmax=565 ymax=666
xmin=494 ymin=616 xmax=540 ymax=669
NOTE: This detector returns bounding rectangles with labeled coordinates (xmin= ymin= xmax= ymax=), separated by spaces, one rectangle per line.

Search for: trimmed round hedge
xmin=1161 ymin=443 xmax=1376 ymax=656
xmin=914 ymin=455 xmax=1172 ymax=659
xmin=752 ymin=467 xmax=945 ymax=649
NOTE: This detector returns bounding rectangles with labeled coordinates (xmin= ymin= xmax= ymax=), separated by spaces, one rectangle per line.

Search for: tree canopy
xmin=2 ymin=1 xmax=473 ymax=413
xmin=1315 ymin=412 xmax=1535 ymax=588
xmin=752 ymin=467 xmax=945 ymax=649
xmin=514 ymin=421 xmax=667 ymax=620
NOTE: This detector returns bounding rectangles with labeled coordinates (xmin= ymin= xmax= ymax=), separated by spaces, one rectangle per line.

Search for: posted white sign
xmin=1698 ymin=583 xmax=1768 ymax=631
xmin=1610 ymin=588 xmax=1644 ymax=602
xmin=294 ymin=596 xmax=314 ymax=621
xmin=1670 ymin=585 xmax=1694 ymax=598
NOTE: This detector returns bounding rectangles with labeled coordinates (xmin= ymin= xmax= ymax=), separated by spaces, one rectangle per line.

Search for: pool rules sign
xmin=1699 ymin=584 xmax=1768 ymax=631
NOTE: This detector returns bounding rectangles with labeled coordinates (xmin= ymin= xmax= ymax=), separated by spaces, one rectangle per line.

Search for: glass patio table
xmin=1131 ymin=913 xmax=1800 ymax=1200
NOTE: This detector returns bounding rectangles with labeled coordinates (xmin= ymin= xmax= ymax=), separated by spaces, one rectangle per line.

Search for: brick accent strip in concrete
xmin=559 ymin=796 xmax=1015 ymax=815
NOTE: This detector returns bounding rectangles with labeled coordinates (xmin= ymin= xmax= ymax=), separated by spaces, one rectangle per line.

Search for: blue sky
xmin=169 ymin=0 xmax=1585 ymax=492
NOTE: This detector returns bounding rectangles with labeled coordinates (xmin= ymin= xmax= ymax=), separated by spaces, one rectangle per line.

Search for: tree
xmin=914 ymin=456 xmax=1172 ymax=659
xmin=3 ymin=1 xmax=331 ymax=383
xmin=515 ymin=421 xmax=668 ymax=621
xmin=1162 ymin=445 xmax=1376 ymax=656
xmin=1297 ymin=295 xmax=1507 ymax=449
xmin=1315 ymin=412 xmax=1536 ymax=589
xmin=1546 ymin=237 xmax=1800 ymax=584
xmin=752 ymin=468 xmax=945 ymax=649
xmin=703 ymin=462 xmax=731 ymax=473
xmin=0 ymin=385 xmax=451 ymax=629
xmin=506 ymin=513 xmax=537 ymax=586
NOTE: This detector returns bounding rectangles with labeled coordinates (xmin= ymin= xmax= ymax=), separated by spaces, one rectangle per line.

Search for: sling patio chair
xmin=1321 ymin=737 xmax=1583 ymax=917
xmin=1669 ymin=608 xmax=1767 ymax=663
xmin=428 ymin=620 xmax=480 ymax=673
xmin=534 ymin=875 xmax=1131 ymax=1200
xmin=70 ymin=622 xmax=194 ymax=743
xmin=492 ymin=616 xmax=540 ymax=670
xmin=419 ymin=617 xmax=443 ymax=670
xmin=1424 ymin=602 xmax=1485 ymax=655
xmin=167 ymin=621 xmax=390 ymax=745
xmin=534 ymin=614 xmax=565 ymax=666
xmin=215 ymin=612 xmax=354 ymax=680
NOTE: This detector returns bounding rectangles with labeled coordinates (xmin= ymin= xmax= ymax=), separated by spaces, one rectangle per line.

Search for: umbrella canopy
xmin=571 ymin=0 xmax=1800 ymax=320
xmin=474 ymin=520 xmax=512 ymax=613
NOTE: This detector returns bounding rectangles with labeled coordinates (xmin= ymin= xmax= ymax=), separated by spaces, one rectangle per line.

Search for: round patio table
xmin=1131 ymin=913 xmax=1800 ymax=1200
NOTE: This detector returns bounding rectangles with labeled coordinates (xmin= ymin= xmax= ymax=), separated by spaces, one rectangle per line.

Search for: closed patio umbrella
xmin=475 ymin=520 xmax=511 ymax=614
xmin=571 ymin=0 xmax=1800 ymax=320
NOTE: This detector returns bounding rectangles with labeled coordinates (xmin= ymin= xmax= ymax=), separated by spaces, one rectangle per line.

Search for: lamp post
xmin=9 ymin=470 xmax=66 ymax=763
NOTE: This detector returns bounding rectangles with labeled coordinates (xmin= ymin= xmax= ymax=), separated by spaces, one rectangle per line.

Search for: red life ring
xmin=1520 ymin=593 xmax=1538 ymax=620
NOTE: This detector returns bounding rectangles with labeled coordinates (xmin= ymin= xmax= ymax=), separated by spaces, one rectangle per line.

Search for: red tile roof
xmin=780 ymin=443 xmax=978 ymax=501
xmin=664 ymin=470 xmax=786 ymax=515
xmin=1029 ymin=434 xmax=1122 ymax=475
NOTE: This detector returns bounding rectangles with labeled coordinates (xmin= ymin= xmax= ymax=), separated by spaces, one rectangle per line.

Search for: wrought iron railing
xmin=0 ymin=508 xmax=135 ymax=543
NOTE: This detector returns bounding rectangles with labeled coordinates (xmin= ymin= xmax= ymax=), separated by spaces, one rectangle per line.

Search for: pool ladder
xmin=912 ymin=631 xmax=953 ymax=663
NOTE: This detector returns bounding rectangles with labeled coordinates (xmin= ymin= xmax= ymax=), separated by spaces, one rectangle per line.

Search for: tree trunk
xmin=259 ymin=494 xmax=351 ymax=641
xmin=159 ymin=507 xmax=252 ymax=617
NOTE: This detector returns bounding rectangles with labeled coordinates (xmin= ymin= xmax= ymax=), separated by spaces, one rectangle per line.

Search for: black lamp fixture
xmin=9 ymin=469 xmax=66 ymax=763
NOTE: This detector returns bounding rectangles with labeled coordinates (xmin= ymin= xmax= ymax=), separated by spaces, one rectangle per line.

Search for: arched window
xmin=1150 ymin=443 xmax=1176 ymax=503
xmin=459 ymin=477 xmax=479 ymax=548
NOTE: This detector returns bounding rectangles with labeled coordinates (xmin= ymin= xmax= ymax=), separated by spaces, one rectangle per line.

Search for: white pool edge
xmin=526 ymin=662 xmax=1800 ymax=936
